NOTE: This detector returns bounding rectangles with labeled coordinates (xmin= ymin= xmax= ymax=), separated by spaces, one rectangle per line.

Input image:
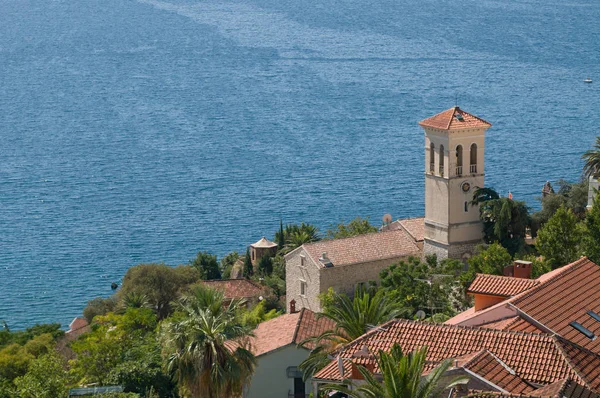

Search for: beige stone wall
xmin=319 ymin=256 xmax=412 ymax=298
xmin=285 ymin=248 xmax=322 ymax=313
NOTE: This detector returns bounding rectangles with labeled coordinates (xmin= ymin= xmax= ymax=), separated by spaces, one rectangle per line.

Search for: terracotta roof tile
xmin=419 ymin=107 xmax=492 ymax=131
xmin=201 ymin=279 xmax=266 ymax=300
xmin=313 ymin=319 xmax=600 ymax=389
xmin=510 ymin=258 xmax=600 ymax=354
xmin=398 ymin=217 xmax=425 ymax=242
xmin=466 ymin=379 xmax=599 ymax=398
xmin=461 ymin=350 xmax=535 ymax=395
xmin=467 ymin=274 xmax=539 ymax=297
xmin=299 ymin=229 xmax=420 ymax=268
xmin=249 ymin=309 xmax=334 ymax=357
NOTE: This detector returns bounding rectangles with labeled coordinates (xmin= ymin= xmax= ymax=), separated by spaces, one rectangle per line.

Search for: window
xmin=300 ymin=280 xmax=306 ymax=296
xmin=455 ymin=145 xmax=463 ymax=176
xmin=439 ymin=145 xmax=444 ymax=175
xmin=569 ymin=321 xmax=595 ymax=340
xmin=470 ymin=143 xmax=477 ymax=173
xmin=588 ymin=311 xmax=600 ymax=322
xmin=300 ymin=255 xmax=305 ymax=267
xmin=251 ymin=250 xmax=255 ymax=261
xmin=464 ymin=201 xmax=468 ymax=212
xmin=429 ymin=143 xmax=435 ymax=173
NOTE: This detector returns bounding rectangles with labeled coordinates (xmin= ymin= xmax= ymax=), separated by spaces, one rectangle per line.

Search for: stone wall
xmin=285 ymin=248 xmax=322 ymax=313
xmin=423 ymin=239 xmax=480 ymax=261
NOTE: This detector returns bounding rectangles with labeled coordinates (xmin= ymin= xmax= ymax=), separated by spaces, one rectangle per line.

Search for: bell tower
xmin=418 ymin=107 xmax=492 ymax=260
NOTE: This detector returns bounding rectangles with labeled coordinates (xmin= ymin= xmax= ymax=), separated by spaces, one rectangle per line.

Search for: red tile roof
xmin=399 ymin=217 xmax=425 ymax=242
xmin=461 ymin=350 xmax=535 ymax=395
xmin=298 ymin=229 xmax=420 ymax=268
xmin=249 ymin=309 xmax=335 ymax=357
xmin=450 ymin=258 xmax=600 ymax=356
xmin=201 ymin=279 xmax=266 ymax=300
xmin=466 ymin=379 xmax=599 ymax=398
xmin=467 ymin=274 xmax=539 ymax=297
xmin=419 ymin=107 xmax=492 ymax=131
xmin=479 ymin=317 xmax=544 ymax=334
xmin=313 ymin=319 xmax=600 ymax=389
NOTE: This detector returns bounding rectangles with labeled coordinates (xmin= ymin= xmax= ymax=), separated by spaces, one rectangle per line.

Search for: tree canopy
xmin=536 ymin=205 xmax=584 ymax=269
xmin=326 ymin=217 xmax=378 ymax=239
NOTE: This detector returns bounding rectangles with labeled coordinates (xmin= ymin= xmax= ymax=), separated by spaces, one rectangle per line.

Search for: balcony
xmin=455 ymin=166 xmax=463 ymax=176
xmin=429 ymin=163 xmax=435 ymax=173
xmin=439 ymin=165 xmax=444 ymax=176
xmin=470 ymin=164 xmax=477 ymax=173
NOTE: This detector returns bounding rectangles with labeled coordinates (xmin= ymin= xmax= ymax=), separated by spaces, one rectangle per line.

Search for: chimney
xmin=351 ymin=345 xmax=374 ymax=379
xmin=319 ymin=252 xmax=333 ymax=268
xmin=289 ymin=299 xmax=297 ymax=314
xmin=513 ymin=260 xmax=532 ymax=279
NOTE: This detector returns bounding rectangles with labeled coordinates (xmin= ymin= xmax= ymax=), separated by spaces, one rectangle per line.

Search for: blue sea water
xmin=0 ymin=0 xmax=599 ymax=329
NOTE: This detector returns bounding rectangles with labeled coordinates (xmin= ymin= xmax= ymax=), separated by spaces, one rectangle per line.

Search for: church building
xmin=285 ymin=107 xmax=491 ymax=313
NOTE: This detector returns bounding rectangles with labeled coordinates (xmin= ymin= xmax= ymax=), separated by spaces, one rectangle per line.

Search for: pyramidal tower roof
xmin=251 ymin=237 xmax=278 ymax=248
xmin=419 ymin=106 xmax=492 ymax=130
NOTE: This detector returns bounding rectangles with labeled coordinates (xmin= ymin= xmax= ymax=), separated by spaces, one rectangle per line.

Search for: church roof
xmin=295 ymin=229 xmax=420 ymax=268
xmin=250 ymin=237 xmax=278 ymax=248
xmin=419 ymin=106 xmax=492 ymax=130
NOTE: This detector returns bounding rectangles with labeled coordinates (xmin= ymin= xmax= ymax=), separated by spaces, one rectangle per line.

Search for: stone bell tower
xmin=418 ymin=107 xmax=492 ymax=260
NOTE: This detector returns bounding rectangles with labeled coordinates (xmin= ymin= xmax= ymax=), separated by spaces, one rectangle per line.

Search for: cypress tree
xmin=243 ymin=247 xmax=253 ymax=278
xmin=278 ymin=219 xmax=285 ymax=251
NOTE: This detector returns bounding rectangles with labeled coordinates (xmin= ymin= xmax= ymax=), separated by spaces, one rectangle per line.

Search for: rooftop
xmin=250 ymin=237 xmax=278 ymax=248
xmin=249 ymin=308 xmax=335 ymax=357
xmin=200 ymin=279 xmax=266 ymax=299
xmin=419 ymin=106 xmax=492 ymax=131
xmin=313 ymin=319 xmax=600 ymax=389
xmin=295 ymin=229 xmax=420 ymax=268
xmin=467 ymin=274 xmax=539 ymax=297
xmin=448 ymin=257 xmax=600 ymax=355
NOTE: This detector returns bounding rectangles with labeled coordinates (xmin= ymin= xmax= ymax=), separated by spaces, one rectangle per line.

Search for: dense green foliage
xmin=323 ymin=345 xmax=467 ymax=398
xmin=219 ymin=251 xmax=240 ymax=279
xmin=583 ymin=136 xmax=600 ymax=178
xmin=189 ymin=252 xmax=221 ymax=280
xmin=536 ymin=205 xmax=584 ymax=269
xmin=471 ymin=187 xmax=530 ymax=256
xmin=243 ymin=248 xmax=253 ymax=277
xmin=159 ymin=285 xmax=255 ymax=398
xmin=531 ymin=179 xmax=588 ymax=233
xmin=117 ymin=264 xmax=201 ymax=319
xmin=274 ymin=222 xmax=320 ymax=253
xmin=326 ymin=217 xmax=378 ymax=239
xmin=379 ymin=256 xmax=467 ymax=318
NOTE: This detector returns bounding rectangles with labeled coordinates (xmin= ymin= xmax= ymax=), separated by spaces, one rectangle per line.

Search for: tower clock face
xmin=461 ymin=181 xmax=471 ymax=193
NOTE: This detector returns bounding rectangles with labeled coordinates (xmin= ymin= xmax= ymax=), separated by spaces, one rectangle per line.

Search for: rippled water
xmin=1 ymin=0 xmax=599 ymax=328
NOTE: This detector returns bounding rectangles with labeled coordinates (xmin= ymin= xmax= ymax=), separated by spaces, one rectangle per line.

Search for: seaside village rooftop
xmin=42 ymin=107 xmax=600 ymax=398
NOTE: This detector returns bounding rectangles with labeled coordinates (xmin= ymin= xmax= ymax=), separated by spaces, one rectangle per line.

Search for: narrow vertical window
xmin=470 ymin=143 xmax=477 ymax=173
xmin=300 ymin=281 xmax=306 ymax=296
xmin=456 ymin=145 xmax=463 ymax=176
xmin=439 ymin=145 xmax=445 ymax=176
xmin=464 ymin=201 xmax=468 ymax=212
xmin=429 ymin=143 xmax=435 ymax=173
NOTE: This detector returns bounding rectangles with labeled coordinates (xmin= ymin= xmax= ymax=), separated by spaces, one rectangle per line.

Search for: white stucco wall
xmin=245 ymin=345 xmax=311 ymax=398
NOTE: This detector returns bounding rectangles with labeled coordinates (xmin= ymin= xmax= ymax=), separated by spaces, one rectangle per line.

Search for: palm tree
xmin=117 ymin=292 xmax=151 ymax=313
xmin=323 ymin=345 xmax=468 ymax=398
xmin=160 ymin=285 xmax=255 ymax=398
xmin=583 ymin=137 xmax=600 ymax=178
xmin=299 ymin=288 xmax=405 ymax=380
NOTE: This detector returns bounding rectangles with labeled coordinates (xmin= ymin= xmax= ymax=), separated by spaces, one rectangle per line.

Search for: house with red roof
xmin=243 ymin=308 xmax=335 ymax=398
xmin=309 ymin=257 xmax=600 ymax=397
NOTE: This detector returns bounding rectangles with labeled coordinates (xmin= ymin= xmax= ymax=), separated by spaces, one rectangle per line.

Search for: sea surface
xmin=1 ymin=0 xmax=599 ymax=329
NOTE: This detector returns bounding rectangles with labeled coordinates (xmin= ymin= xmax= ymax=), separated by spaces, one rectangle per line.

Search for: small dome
xmin=250 ymin=237 xmax=278 ymax=248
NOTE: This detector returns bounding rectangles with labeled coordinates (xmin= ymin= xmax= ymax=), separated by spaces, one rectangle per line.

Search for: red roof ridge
xmin=514 ymin=257 xmax=593 ymax=304
xmin=551 ymin=335 xmax=598 ymax=388
xmin=418 ymin=106 xmax=492 ymax=131
xmin=292 ymin=308 xmax=306 ymax=345
xmin=303 ymin=228 xmax=398 ymax=246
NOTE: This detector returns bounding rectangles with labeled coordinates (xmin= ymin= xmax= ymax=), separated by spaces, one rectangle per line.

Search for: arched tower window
xmin=429 ymin=143 xmax=435 ymax=173
xmin=456 ymin=145 xmax=463 ymax=176
xmin=470 ymin=143 xmax=478 ymax=173
xmin=439 ymin=145 xmax=445 ymax=176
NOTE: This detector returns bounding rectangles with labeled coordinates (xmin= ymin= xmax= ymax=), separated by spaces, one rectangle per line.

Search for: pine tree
xmin=243 ymin=247 xmax=253 ymax=278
